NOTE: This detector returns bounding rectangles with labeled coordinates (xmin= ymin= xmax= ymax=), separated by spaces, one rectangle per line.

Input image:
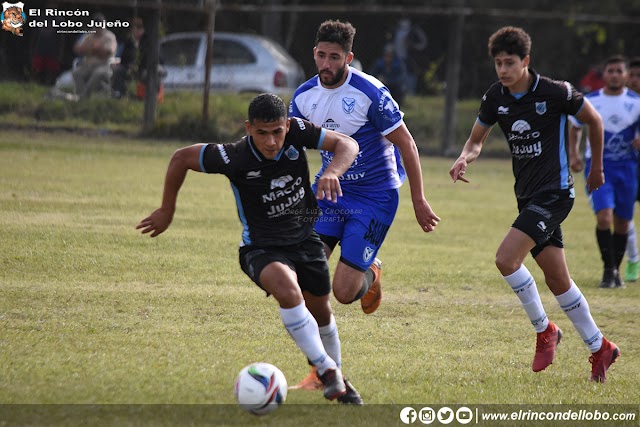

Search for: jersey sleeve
xmin=288 ymin=83 xmax=315 ymax=121
xmin=560 ymin=81 xmax=585 ymax=116
xmin=287 ymin=117 xmax=326 ymax=150
xmin=288 ymin=95 xmax=305 ymax=120
xmin=367 ymin=90 xmax=404 ymax=135
xmin=199 ymin=143 xmax=235 ymax=176
xmin=477 ymin=90 xmax=497 ymax=127
xmin=567 ymin=114 xmax=584 ymax=128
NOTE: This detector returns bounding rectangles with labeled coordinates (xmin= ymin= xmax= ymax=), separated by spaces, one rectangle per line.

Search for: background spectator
xmin=370 ymin=43 xmax=408 ymax=106
xmin=71 ymin=12 xmax=117 ymax=99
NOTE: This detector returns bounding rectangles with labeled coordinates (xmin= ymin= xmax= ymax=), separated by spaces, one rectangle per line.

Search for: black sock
xmin=352 ymin=268 xmax=375 ymax=302
xmin=613 ymin=232 xmax=628 ymax=270
xmin=596 ymin=228 xmax=614 ymax=270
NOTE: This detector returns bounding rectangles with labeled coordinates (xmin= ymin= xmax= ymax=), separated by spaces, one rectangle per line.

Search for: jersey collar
xmin=500 ymin=68 xmax=541 ymax=96
xmin=247 ymin=136 xmax=285 ymax=162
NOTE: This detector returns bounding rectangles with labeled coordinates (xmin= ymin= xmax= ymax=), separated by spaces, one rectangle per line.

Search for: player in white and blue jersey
xmin=569 ymin=55 xmax=640 ymax=289
xmin=623 ymin=57 xmax=640 ymax=281
xmin=289 ymin=19 xmax=440 ymax=392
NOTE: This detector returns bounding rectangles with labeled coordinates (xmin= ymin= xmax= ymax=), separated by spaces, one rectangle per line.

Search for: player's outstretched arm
xmin=386 ymin=123 xmax=440 ymax=232
xmin=449 ymin=120 xmax=492 ymax=184
xmin=575 ymin=100 xmax=604 ymax=193
xmin=316 ymin=130 xmax=359 ymax=203
xmin=136 ymin=144 xmax=204 ymax=237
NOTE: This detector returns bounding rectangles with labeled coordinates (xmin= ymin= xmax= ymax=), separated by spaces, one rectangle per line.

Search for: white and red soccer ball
xmin=235 ymin=362 xmax=287 ymax=415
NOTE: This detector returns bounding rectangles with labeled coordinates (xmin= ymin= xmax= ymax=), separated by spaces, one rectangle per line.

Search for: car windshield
xmin=212 ymin=39 xmax=256 ymax=65
xmin=161 ymin=38 xmax=200 ymax=66
xmin=258 ymin=38 xmax=292 ymax=65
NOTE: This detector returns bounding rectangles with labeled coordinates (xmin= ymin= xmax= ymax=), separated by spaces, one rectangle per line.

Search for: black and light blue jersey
xmin=200 ymin=117 xmax=325 ymax=247
xmin=478 ymin=69 xmax=584 ymax=200
xmin=289 ymin=67 xmax=406 ymax=191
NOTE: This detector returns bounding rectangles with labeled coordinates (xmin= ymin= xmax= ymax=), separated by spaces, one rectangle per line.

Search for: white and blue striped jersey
xmin=570 ymin=88 xmax=640 ymax=162
xmin=289 ymin=67 xmax=406 ymax=192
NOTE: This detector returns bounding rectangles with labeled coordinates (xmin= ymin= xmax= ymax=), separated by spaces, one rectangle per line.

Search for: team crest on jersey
xmin=285 ymin=145 xmax=299 ymax=160
xmin=535 ymin=102 xmax=547 ymax=115
xmin=362 ymin=246 xmax=375 ymax=263
xmin=342 ymin=97 xmax=356 ymax=114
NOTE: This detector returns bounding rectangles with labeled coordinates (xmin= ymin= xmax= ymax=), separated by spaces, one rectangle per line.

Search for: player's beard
xmin=606 ymin=82 xmax=625 ymax=92
xmin=318 ymin=62 xmax=348 ymax=87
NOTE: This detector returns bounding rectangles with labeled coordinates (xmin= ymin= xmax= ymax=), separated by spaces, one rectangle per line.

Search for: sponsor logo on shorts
xmin=363 ymin=246 xmax=375 ymax=263
xmin=364 ymin=219 xmax=390 ymax=246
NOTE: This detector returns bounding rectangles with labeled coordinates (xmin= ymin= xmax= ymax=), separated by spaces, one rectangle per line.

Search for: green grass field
xmin=1 ymin=131 xmax=638 ymax=426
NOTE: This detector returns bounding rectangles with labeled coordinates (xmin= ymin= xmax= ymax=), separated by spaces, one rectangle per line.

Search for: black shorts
xmin=512 ymin=190 xmax=575 ymax=258
xmin=239 ymin=231 xmax=331 ymax=297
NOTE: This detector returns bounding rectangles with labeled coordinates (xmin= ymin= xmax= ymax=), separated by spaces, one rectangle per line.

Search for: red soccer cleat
xmin=589 ymin=337 xmax=620 ymax=383
xmin=532 ymin=322 xmax=563 ymax=372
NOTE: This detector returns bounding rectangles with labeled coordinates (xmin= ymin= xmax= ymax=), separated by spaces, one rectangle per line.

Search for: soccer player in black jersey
xmin=137 ymin=93 xmax=364 ymax=403
xmin=449 ymin=27 xmax=619 ymax=382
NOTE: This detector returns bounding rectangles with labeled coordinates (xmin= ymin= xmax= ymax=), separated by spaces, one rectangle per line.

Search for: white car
xmin=54 ymin=31 xmax=305 ymax=96
xmin=160 ymin=31 xmax=305 ymax=94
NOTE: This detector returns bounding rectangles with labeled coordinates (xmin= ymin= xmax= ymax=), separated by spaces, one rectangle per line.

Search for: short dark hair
xmin=315 ymin=20 xmax=356 ymax=53
xmin=604 ymin=54 xmax=627 ymax=68
xmin=488 ymin=26 xmax=532 ymax=59
xmin=248 ymin=93 xmax=287 ymax=123
xmin=630 ymin=57 xmax=640 ymax=68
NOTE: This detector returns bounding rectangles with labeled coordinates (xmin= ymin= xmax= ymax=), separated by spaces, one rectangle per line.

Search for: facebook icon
xmin=400 ymin=407 xmax=417 ymax=424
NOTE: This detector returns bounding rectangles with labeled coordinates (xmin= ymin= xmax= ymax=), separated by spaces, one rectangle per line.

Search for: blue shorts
xmin=311 ymin=185 xmax=400 ymax=272
xmin=585 ymin=158 xmax=638 ymax=220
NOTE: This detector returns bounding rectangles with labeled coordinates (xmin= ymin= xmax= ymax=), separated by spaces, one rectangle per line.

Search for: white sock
xmin=555 ymin=281 xmax=602 ymax=352
xmin=280 ymin=303 xmax=337 ymax=375
xmin=319 ymin=315 xmax=341 ymax=369
xmin=627 ymin=221 xmax=639 ymax=262
xmin=503 ymin=265 xmax=549 ymax=333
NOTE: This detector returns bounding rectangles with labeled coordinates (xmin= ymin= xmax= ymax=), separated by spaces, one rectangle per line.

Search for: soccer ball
xmin=235 ymin=362 xmax=287 ymax=415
